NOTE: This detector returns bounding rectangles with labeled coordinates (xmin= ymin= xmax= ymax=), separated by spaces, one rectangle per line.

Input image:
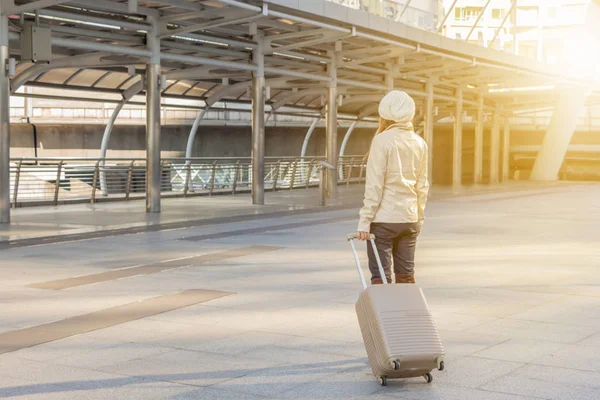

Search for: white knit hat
xmin=378 ymin=90 xmax=416 ymax=123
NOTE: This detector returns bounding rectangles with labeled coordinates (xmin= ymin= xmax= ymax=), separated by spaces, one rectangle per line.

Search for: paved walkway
xmin=0 ymin=182 xmax=599 ymax=399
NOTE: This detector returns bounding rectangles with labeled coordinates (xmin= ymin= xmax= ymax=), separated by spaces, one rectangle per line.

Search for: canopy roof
xmin=6 ymin=0 xmax=599 ymax=118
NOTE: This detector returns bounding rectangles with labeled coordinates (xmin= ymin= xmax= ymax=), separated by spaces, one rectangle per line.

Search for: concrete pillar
xmin=251 ymin=37 xmax=265 ymax=205
xmin=146 ymin=17 xmax=161 ymax=213
xmin=326 ymin=53 xmax=338 ymax=199
xmin=453 ymin=86 xmax=463 ymax=187
xmin=489 ymin=110 xmax=501 ymax=184
xmin=424 ymin=81 xmax=434 ymax=180
xmin=502 ymin=114 xmax=511 ymax=182
xmin=474 ymin=95 xmax=484 ymax=184
xmin=530 ymin=86 xmax=587 ymax=180
xmin=0 ymin=8 xmax=10 ymax=223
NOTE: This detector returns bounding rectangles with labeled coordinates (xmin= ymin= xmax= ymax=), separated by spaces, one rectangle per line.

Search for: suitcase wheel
xmin=392 ymin=360 xmax=400 ymax=370
xmin=424 ymin=373 xmax=433 ymax=384
xmin=438 ymin=361 xmax=445 ymax=371
xmin=378 ymin=376 xmax=388 ymax=387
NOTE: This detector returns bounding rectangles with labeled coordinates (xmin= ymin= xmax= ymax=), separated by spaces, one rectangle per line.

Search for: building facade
xmin=442 ymin=0 xmax=593 ymax=64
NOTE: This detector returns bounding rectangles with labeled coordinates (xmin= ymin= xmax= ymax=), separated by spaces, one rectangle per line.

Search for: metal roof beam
xmin=160 ymin=14 xmax=263 ymax=39
xmin=5 ymin=0 xmax=71 ymax=14
xmin=68 ymin=0 xmax=159 ymax=17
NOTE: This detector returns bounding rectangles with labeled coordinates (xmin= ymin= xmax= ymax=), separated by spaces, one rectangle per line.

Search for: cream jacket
xmin=358 ymin=125 xmax=430 ymax=233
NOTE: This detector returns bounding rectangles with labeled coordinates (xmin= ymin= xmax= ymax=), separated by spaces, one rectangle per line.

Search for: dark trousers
xmin=368 ymin=222 xmax=420 ymax=282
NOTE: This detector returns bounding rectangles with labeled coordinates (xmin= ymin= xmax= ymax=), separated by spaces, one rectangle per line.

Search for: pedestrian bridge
xmin=2 ymin=0 xmax=600 ymax=223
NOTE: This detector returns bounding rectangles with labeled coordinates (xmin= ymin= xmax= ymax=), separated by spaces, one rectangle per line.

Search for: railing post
xmin=184 ymin=162 xmax=192 ymax=197
xmin=232 ymin=160 xmax=240 ymax=195
xmin=273 ymin=160 xmax=281 ymax=191
xmin=347 ymin=158 xmax=354 ymax=187
xmin=54 ymin=161 xmax=64 ymax=206
xmin=289 ymin=159 xmax=298 ymax=190
xmin=319 ymin=165 xmax=326 ymax=206
xmin=91 ymin=160 xmax=100 ymax=204
xmin=359 ymin=161 xmax=365 ymax=183
xmin=126 ymin=160 xmax=134 ymax=200
xmin=209 ymin=161 xmax=217 ymax=195
xmin=12 ymin=161 xmax=21 ymax=208
xmin=306 ymin=159 xmax=315 ymax=188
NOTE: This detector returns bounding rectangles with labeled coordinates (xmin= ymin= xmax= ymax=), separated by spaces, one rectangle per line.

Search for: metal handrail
xmin=8 ymin=156 xmax=367 ymax=208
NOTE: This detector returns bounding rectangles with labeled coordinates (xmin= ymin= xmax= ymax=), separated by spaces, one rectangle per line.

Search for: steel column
xmin=300 ymin=117 xmax=320 ymax=158
xmin=424 ymin=81 xmax=434 ymax=181
xmin=251 ymin=36 xmax=265 ymax=205
xmin=338 ymin=121 xmax=358 ymax=179
xmin=531 ymin=86 xmax=588 ymax=180
xmin=0 ymin=7 xmax=9 ymax=223
xmin=489 ymin=110 xmax=501 ymax=184
xmin=474 ymin=95 xmax=484 ymax=183
xmin=453 ymin=86 xmax=463 ymax=187
xmin=326 ymin=52 xmax=338 ymax=199
xmin=502 ymin=114 xmax=511 ymax=182
xmin=185 ymin=108 xmax=208 ymax=160
xmin=466 ymin=0 xmax=493 ymax=42
xmin=99 ymin=102 xmax=124 ymax=196
xmin=146 ymin=17 xmax=161 ymax=213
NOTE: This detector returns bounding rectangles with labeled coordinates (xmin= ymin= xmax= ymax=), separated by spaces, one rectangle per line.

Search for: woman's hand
xmin=357 ymin=231 xmax=370 ymax=241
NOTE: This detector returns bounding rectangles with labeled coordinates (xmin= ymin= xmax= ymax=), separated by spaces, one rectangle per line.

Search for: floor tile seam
xmin=49 ymin=345 xmax=177 ymax=369
xmin=491 ymin=287 xmax=600 ymax=299
xmin=205 ymin=370 xmax=340 ymax=399
xmin=527 ymin=359 xmax=600 ymax=374
xmin=474 ymin=386 xmax=551 ymax=400
xmin=469 ymin=359 xmax=530 ymax=391
xmin=506 ymin=316 xmax=600 ymax=330
xmin=28 ymin=246 xmax=281 ymax=291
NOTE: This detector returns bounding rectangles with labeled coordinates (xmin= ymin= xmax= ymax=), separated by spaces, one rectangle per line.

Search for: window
xmin=455 ymin=7 xmax=482 ymax=21
xmin=491 ymin=8 xmax=505 ymax=20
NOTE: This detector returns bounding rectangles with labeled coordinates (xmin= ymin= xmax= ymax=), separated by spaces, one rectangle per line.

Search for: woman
xmin=357 ymin=90 xmax=429 ymax=284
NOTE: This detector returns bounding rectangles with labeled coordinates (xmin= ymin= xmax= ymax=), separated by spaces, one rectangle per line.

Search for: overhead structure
xmin=0 ymin=0 xmax=597 ymax=222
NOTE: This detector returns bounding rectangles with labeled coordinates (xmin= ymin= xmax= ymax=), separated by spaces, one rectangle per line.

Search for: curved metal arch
xmin=99 ymin=80 xmax=144 ymax=195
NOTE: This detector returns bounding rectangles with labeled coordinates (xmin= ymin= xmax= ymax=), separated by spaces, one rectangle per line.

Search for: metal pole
xmin=453 ymin=86 xmax=463 ymax=188
xmin=146 ymin=16 xmax=161 ymax=212
xmin=300 ymin=117 xmax=320 ymax=158
xmin=502 ymin=113 xmax=511 ymax=182
xmin=338 ymin=121 xmax=358 ymax=179
xmin=490 ymin=110 xmax=501 ymax=184
xmin=100 ymin=101 xmax=125 ymax=196
xmin=490 ymin=0 xmax=517 ymax=49
xmin=437 ymin=0 xmax=459 ymax=33
xmin=465 ymin=0 xmax=493 ymax=42
xmin=474 ymin=95 xmax=484 ymax=184
xmin=425 ymin=80 xmax=434 ymax=180
xmin=326 ymin=52 xmax=338 ymax=199
xmin=0 ymin=7 xmax=9 ymax=223
xmin=251 ymin=35 xmax=265 ymax=205
xmin=185 ymin=107 xmax=208 ymax=192
xmin=185 ymin=107 xmax=208 ymax=161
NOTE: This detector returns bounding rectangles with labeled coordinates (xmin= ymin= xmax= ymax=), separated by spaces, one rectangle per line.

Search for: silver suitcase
xmin=348 ymin=234 xmax=445 ymax=386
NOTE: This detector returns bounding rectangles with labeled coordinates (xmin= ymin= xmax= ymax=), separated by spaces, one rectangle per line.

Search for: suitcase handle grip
xmin=346 ymin=233 xmax=375 ymax=241
xmin=347 ymin=233 xmax=388 ymax=289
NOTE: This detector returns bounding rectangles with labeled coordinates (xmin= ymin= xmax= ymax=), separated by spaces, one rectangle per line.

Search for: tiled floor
xmin=0 ymin=182 xmax=599 ymax=399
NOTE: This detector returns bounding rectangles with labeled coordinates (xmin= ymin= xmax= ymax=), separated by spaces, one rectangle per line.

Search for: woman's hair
xmin=377 ymin=118 xmax=396 ymax=134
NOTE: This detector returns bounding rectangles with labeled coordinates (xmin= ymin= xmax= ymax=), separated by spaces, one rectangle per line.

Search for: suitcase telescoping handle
xmin=347 ymin=233 xmax=388 ymax=289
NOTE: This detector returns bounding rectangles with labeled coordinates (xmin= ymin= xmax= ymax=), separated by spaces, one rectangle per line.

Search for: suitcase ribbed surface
xmin=356 ymin=284 xmax=444 ymax=380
